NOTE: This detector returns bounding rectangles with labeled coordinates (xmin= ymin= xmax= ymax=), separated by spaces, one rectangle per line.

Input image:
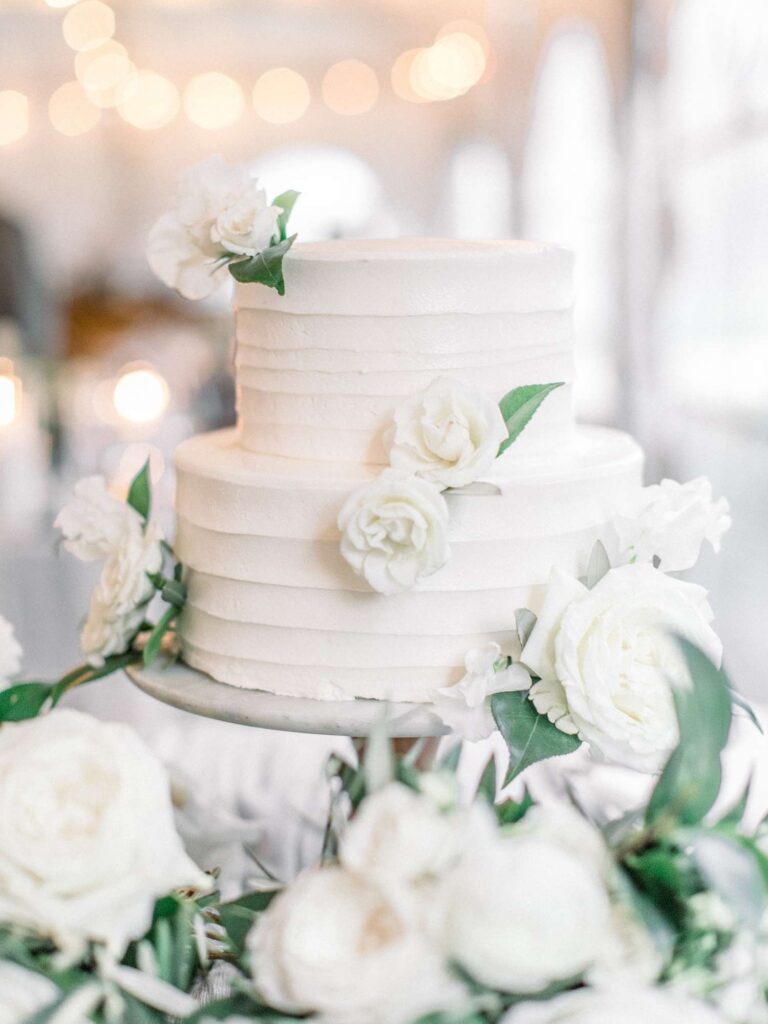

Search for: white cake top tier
xmin=235 ymin=238 xmax=574 ymax=316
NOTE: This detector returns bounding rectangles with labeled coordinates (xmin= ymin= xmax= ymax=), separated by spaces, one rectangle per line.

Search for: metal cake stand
xmin=127 ymin=660 xmax=451 ymax=739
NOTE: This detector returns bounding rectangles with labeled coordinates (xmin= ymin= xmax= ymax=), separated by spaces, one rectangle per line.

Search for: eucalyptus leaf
xmin=228 ymin=234 xmax=298 ymax=296
xmin=272 ymin=189 xmax=300 ymax=241
xmin=127 ymin=458 xmax=152 ymax=521
xmin=646 ymin=639 xmax=733 ymax=829
xmin=584 ymin=539 xmax=611 ymax=589
xmin=491 ymin=690 xmax=581 ymax=785
xmin=687 ymin=829 xmax=767 ymax=929
xmin=0 ymin=681 xmax=52 ymax=722
xmin=497 ymin=382 xmax=564 ymax=457
xmin=514 ymin=608 xmax=537 ymax=650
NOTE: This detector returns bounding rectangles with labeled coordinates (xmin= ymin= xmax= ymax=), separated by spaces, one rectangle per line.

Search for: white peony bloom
xmin=80 ymin=519 xmax=164 ymax=665
xmin=502 ymin=985 xmax=728 ymax=1024
xmin=55 ymin=476 xmax=144 ymax=562
xmin=0 ymin=614 xmax=22 ymax=688
xmin=147 ymin=156 xmax=279 ymax=301
xmin=437 ymin=833 xmax=612 ymax=994
xmin=338 ymin=470 xmax=450 ymax=595
xmin=248 ymin=866 xmax=468 ymax=1024
xmin=615 ymin=477 xmax=731 ymax=572
xmin=0 ymin=710 xmax=209 ymax=957
xmin=435 ymin=642 xmax=531 ymax=741
xmin=0 ymin=962 xmax=60 ymax=1024
xmin=386 ymin=377 xmax=508 ymax=489
xmin=522 ymin=563 xmax=723 ymax=773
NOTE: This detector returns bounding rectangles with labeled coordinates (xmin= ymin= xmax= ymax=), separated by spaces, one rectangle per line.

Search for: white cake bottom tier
xmin=174 ymin=426 xmax=643 ymax=702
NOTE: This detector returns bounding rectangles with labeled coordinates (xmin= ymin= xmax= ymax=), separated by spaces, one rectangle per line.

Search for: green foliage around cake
xmin=491 ymin=689 xmax=581 ymax=784
xmin=228 ymin=190 xmax=300 ymax=296
xmin=497 ymin=381 xmax=564 ymax=457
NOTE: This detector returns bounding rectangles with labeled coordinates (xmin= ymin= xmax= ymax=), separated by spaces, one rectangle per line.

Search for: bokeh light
xmin=75 ymin=41 xmax=131 ymax=91
xmin=0 ymin=91 xmax=29 ymax=146
xmin=45 ymin=0 xmax=79 ymax=7
xmin=390 ymin=49 xmax=429 ymax=104
xmin=184 ymin=72 xmax=244 ymax=130
xmin=49 ymin=81 xmax=102 ymax=136
xmin=412 ymin=32 xmax=487 ymax=101
xmin=113 ymin=366 xmax=170 ymax=425
xmin=253 ymin=67 xmax=310 ymax=124
xmin=322 ymin=60 xmax=379 ymax=116
xmin=62 ymin=1 xmax=116 ymax=52
xmin=118 ymin=72 xmax=179 ymax=130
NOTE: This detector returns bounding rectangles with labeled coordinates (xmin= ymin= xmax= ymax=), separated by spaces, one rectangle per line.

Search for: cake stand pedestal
xmin=127 ymin=661 xmax=451 ymax=739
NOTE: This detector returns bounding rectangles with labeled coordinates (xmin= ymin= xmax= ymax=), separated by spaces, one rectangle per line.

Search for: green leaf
xmin=272 ymin=189 xmax=300 ymax=241
xmin=143 ymin=604 xmax=178 ymax=667
xmin=584 ymin=539 xmax=611 ymax=589
xmin=438 ymin=741 xmax=462 ymax=773
xmin=0 ymin=681 xmax=52 ymax=721
xmin=127 ymin=458 xmax=152 ymax=521
xmin=477 ymin=755 xmax=498 ymax=804
xmin=161 ymin=577 xmax=187 ymax=608
xmin=497 ymin=382 xmax=564 ymax=457
xmin=228 ymin=234 xmax=298 ymax=296
xmin=49 ymin=650 xmax=140 ymax=707
xmin=687 ymin=829 xmax=767 ymax=930
xmin=730 ymin=689 xmax=763 ymax=733
xmin=491 ymin=690 xmax=581 ymax=785
xmin=514 ymin=608 xmax=537 ymax=650
xmin=496 ymin=786 xmax=535 ymax=825
xmin=646 ymin=639 xmax=733 ymax=829
xmin=218 ymin=889 xmax=279 ymax=957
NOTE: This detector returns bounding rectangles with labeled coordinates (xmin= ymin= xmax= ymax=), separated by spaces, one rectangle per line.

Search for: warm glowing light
xmin=391 ymin=49 xmax=429 ymax=104
xmin=118 ymin=71 xmax=179 ymax=129
xmin=411 ymin=33 xmax=487 ymax=101
xmin=0 ymin=362 xmax=20 ymax=428
xmin=437 ymin=19 xmax=491 ymax=56
xmin=322 ymin=59 xmax=379 ymax=116
xmin=62 ymin=1 xmax=115 ymax=52
xmin=46 ymin=0 xmax=79 ymax=7
xmin=113 ymin=366 xmax=170 ymax=425
xmin=0 ymin=91 xmax=29 ymax=146
xmin=184 ymin=72 xmax=244 ymax=130
xmin=49 ymin=81 xmax=102 ymax=136
xmin=253 ymin=67 xmax=310 ymax=124
xmin=76 ymin=41 xmax=130 ymax=89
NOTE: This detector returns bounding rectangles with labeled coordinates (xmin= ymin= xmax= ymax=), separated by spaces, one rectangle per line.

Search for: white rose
xmin=210 ymin=183 xmax=280 ymax=257
xmin=175 ymin=154 xmax=254 ymax=228
xmin=248 ymin=866 xmax=467 ymax=1024
xmin=81 ymin=520 xmax=164 ymax=664
xmin=502 ymin=986 xmax=728 ymax=1024
xmin=615 ymin=477 xmax=731 ymax=572
xmin=435 ymin=642 xmax=531 ymax=741
xmin=147 ymin=211 xmax=228 ymax=301
xmin=55 ymin=476 xmax=143 ymax=562
xmin=0 ymin=614 xmax=22 ymax=688
xmin=0 ymin=710 xmax=209 ymax=956
xmin=522 ymin=564 xmax=723 ymax=773
xmin=386 ymin=378 xmax=508 ymax=489
xmin=338 ymin=470 xmax=450 ymax=595
xmin=436 ymin=833 xmax=612 ymax=993
xmin=0 ymin=962 xmax=60 ymax=1024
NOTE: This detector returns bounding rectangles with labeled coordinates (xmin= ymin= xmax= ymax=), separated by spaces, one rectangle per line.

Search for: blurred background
xmin=0 ymin=0 xmax=766 ymax=705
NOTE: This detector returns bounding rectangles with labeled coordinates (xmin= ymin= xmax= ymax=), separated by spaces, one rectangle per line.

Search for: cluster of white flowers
xmin=0 ymin=710 xmax=209 ymax=958
xmin=0 ymin=612 xmax=22 ymax=690
xmin=147 ymin=156 xmax=280 ymax=300
xmin=55 ymin=475 xmax=164 ymax=665
xmin=246 ymin=782 xmax=656 ymax=1024
xmin=0 ymin=961 xmax=62 ymax=1024
xmin=502 ymin=986 xmax=728 ymax=1024
xmin=339 ymin=378 xmax=507 ymax=595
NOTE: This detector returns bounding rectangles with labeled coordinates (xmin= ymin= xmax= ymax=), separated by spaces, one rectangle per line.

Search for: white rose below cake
xmin=173 ymin=237 xmax=644 ymax=703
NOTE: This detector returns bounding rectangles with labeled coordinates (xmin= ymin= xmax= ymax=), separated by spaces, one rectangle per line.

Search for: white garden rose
xmin=436 ymin=833 xmax=612 ymax=993
xmin=0 ymin=962 xmax=60 ymax=1024
xmin=80 ymin=519 xmax=164 ymax=664
xmin=502 ymin=985 xmax=728 ymax=1024
xmin=615 ymin=477 xmax=731 ymax=572
xmin=0 ymin=710 xmax=209 ymax=956
xmin=338 ymin=470 xmax=450 ymax=595
xmin=248 ymin=866 xmax=467 ymax=1024
xmin=55 ymin=476 xmax=143 ymax=562
xmin=0 ymin=614 xmax=22 ymax=688
xmin=522 ymin=563 xmax=723 ymax=773
xmin=147 ymin=155 xmax=280 ymax=300
xmin=386 ymin=377 xmax=508 ymax=489
xmin=435 ymin=642 xmax=531 ymax=741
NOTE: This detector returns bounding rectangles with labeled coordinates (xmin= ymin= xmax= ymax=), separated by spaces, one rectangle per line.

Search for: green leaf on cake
xmin=584 ymin=539 xmax=612 ymax=589
xmin=127 ymin=458 xmax=152 ymax=521
xmin=143 ymin=604 xmax=178 ymax=667
xmin=0 ymin=681 xmax=53 ymax=721
xmin=491 ymin=690 xmax=581 ymax=785
xmin=497 ymin=382 xmax=564 ymax=457
xmin=272 ymin=189 xmax=300 ymax=241
xmin=228 ymin=233 xmax=298 ymax=296
xmin=514 ymin=608 xmax=537 ymax=649
xmin=646 ymin=638 xmax=732 ymax=829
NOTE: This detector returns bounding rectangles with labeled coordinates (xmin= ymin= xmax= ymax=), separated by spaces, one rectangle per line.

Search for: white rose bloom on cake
xmin=0 ymin=614 xmax=22 ymax=688
xmin=338 ymin=470 xmax=450 ymax=595
xmin=522 ymin=563 xmax=723 ymax=772
xmin=502 ymin=986 xmax=728 ymax=1024
xmin=0 ymin=710 xmax=209 ymax=956
xmin=54 ymin=476 xmax=142 ymax=561
xmin=387 ymin=377 xmax=508 ymax=489
xmin=248 ymin=866 xmax=467 ymax=1024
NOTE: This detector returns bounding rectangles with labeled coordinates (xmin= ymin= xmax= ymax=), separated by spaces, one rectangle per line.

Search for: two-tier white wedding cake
xmin=174 ymin=238 xmax=643 ymax=702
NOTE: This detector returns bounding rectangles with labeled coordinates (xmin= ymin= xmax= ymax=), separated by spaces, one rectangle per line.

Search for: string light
xmin=118 ymin=71 xmax=179 ymax=130
xmin=184 ymin=72 xmax=244 ymax=130
xmin=322 ymin=60 xmax=379 ymax=116
xmin=113 ymin=366 xmax=170 ymax=425
xmin=62 ymin=1 xmax=116 ymax=52
xmin=0 ymin=91 xmax=29 ymax=146
xmin=253 ymin=67 xmax=310 ymax=124
xmin=49 ymin=80 xmax=102 ymax=135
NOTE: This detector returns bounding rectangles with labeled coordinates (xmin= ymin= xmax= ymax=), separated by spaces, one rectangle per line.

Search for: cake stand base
xmin=127 ymin=660 xmax=451 ymax=739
